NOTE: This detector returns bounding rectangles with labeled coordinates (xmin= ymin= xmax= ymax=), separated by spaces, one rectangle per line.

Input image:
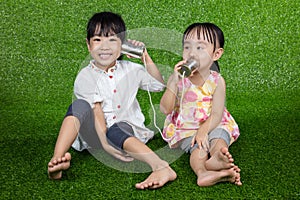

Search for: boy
xmin=48 ymin=11 xmax=176 ymax=189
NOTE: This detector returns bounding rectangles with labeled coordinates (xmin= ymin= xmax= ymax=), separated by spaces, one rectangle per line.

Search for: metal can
xmin=178 ymin=59 xmax=197 ymax=77
xmin=121 ymin=41 xmax=145 ymax=58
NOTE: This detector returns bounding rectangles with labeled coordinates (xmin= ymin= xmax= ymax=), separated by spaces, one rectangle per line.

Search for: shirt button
xmin=113 ymin=116 xmax=116 ymax=119
xmin=117 ymin=105 xmax=121 ymax=109
xmin=109 ymin=75 xmax=113 ymax=79
xmin=113 ymin=89 xmax=117 ymax=93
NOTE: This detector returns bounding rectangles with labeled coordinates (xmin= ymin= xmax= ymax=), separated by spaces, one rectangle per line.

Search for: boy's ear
xmin=213 ymin=48 xmax=224 ymax=61
xmin=86 ymin=38 xmax=91 ymax=51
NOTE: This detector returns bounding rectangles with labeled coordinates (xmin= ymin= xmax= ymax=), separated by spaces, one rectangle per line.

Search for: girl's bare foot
xmin=197 ymin=167 xmax=236 ymax=187
xmin=205 ymin=147 xmax=234 ymax=171
xmin=233 ymin=165 xmax=242 ymax=186
xmin=48 ymin=152 xmax=71 ymax=179
xmin=135 ymin=166 xmax=177 ymax=189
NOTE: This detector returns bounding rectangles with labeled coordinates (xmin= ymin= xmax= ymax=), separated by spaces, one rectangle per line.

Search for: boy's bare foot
xmin=197 ymin=167 xmax=237 ymax=187
xmin=48 ymin=152 xmax=71 ymax=180
xmin=135 ymin=166 xmax=177 ymax=189
xmin=205 ymin=147 xmax=234 ymax=171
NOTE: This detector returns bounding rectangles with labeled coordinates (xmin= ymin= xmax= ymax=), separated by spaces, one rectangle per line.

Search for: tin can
xmin=121 ymin=41 xmax=145 ymax=58
xmin=178 ymin=59 xmax=197 ymax=77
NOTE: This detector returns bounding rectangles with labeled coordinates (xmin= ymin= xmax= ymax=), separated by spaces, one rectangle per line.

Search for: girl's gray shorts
xmin=180 ymin=128 xmax=231 ymax=154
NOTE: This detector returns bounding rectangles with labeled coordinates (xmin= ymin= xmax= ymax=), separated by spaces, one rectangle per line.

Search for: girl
xmin=160 ymin=23 xmax=242 ymax=186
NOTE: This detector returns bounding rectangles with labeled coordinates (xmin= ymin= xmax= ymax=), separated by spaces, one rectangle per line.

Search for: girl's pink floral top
xmin=162 ymin=71 xmax=240 ymax=148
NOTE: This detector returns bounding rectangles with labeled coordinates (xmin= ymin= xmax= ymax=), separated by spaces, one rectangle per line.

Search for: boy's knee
xmin=72 ymin=99 xmax=91 ymax=110
xmin=65 ymin=99 xmax=93 ymax=122
xmin=106 ymin=122 xmax=134 ymax=151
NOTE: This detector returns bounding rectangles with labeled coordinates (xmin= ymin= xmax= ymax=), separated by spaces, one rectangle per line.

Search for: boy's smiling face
xmin=87 ymin=35 xmax=122 ymax=70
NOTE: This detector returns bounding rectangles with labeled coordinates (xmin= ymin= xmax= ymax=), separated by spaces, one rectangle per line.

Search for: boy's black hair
xmin=183 ymin=22 xmax=224 ymax=72
xmin=86 ymin=12 xmax=126 ymax=42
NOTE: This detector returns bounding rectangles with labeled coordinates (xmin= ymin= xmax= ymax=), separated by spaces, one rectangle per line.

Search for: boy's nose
xmin=100 ymin=46 xmax=109 ymax=50
xmin=100 ymin=40 xmax=110 ymax=50
xmin=100 ymin=45 xmax=109 ymax=50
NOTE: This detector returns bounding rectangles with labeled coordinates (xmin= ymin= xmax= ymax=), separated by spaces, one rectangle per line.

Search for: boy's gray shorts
xmin=180 ymin=128 xmax=231 ymax=154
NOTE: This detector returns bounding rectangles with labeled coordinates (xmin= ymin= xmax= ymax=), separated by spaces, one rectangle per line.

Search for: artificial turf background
xmin=1 ymin=0 xmax=299 ymax=199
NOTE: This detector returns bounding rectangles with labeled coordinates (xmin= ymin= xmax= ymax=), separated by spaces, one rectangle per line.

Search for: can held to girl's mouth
xmin=178 ymin=59 xmax=197 ymax=77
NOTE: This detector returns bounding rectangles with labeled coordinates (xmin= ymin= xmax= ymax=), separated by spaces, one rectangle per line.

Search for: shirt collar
xmin=90 ymin=60 xmax=118 ymax=74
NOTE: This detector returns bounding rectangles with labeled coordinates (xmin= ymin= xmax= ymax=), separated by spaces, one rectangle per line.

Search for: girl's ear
xmin=213 ymin=48 xmax=224 ymax=61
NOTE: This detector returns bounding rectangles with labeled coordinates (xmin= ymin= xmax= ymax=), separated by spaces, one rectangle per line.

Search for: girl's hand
xmin=165 ymin=60 xmax=187 ymax=88
xmin=189 ymin=67 xmax=199 ymax=77
xmin=171 ymin=60 xmax=187 ymax=81
xmin=191 ymin=131 xmax=209 ymax=152
xmin=174 ymin=60 xmax=187 ymax=74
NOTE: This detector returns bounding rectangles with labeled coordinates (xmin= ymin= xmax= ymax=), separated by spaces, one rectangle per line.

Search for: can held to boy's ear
xmin=121 ymin=41 xmax=145 ymax=58
xmin=178 ymin=59 xmax=197 ymax=77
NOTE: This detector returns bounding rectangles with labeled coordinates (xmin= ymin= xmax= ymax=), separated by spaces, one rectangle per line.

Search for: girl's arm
xmin=160 ymin=61 xmax=184 ymax=115
xmin=191 ymin=76 xmax=226 ymax=150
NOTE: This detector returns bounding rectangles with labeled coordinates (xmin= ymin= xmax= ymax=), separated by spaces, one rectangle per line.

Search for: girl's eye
xmin=197 ymin=46 xmax=203 ymax=50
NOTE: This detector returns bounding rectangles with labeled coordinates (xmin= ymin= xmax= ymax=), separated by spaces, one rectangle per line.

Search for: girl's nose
xmin=188 ymin=49 xmax=196 ymax=58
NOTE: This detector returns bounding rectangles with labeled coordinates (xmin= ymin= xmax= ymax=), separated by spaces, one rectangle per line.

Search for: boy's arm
xmin=191 ymin=76 xmax=226 ymax=150
xmin=93 ymin=102 xmax=133 ymax=162
xmin=126 ymin=39 xmax=163 ymax=84
xmin=142 ymin=49 xmax=164 ymax=84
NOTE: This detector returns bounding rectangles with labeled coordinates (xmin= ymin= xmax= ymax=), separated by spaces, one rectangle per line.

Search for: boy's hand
xmin=103 ymin=143 xmax=134 ymax=162
xmin=127 ymin=39 xmax=145 ymax=47
xmin=126 ymin=39 xmax=146 ymax=59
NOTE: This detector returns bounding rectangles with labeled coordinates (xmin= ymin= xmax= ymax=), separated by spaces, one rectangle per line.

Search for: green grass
xmin=1 ymin=0 xmax=299 ymax=199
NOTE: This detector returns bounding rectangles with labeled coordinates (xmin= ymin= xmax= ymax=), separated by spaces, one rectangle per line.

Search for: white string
xmin=176 ymin=71 xmax=186 ymax=127
xmin=143 ymin=56 xmax=163 ymax=135
xmin=143 ymin=55 xmax=187 ymax=136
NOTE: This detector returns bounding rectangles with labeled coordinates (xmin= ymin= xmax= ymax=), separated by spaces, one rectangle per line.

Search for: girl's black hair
xmin=183 ymin=22 xmax=224 ymax=51
xmin=183 ymin=23 xmax=224 ymax=72
xmin=86 ymin=12 xmax=126 ymax=42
